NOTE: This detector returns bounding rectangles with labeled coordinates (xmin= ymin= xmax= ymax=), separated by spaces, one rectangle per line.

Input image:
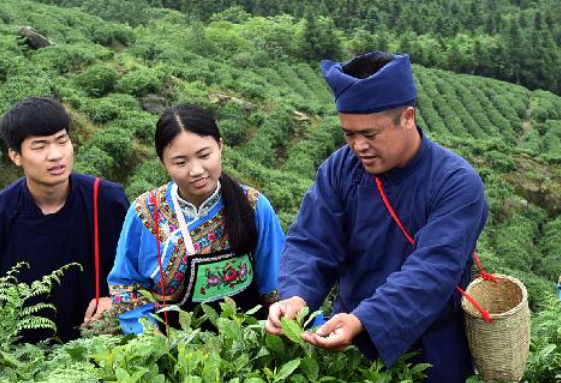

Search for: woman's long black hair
xmin=155 ymin=104 xmax=257 ymax=256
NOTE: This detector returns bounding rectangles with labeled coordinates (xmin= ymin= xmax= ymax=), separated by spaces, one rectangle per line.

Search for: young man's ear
xmin=8 ymin=148 xmax=22 ymax=167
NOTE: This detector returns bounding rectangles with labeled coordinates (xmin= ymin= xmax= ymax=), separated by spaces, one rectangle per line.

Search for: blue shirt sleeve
xmin=108 ymin=204 xmax=156 ymax=335
xmin=351 ymin=168 xmax=487 ymax=366
xmin=278 ymin=159 xmax=347 ymax=310
xmin=253 ymin=193 xmax=284 ymax=295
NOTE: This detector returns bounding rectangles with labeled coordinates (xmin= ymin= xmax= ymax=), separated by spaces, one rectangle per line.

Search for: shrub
xmin=89 ymin=126 xmax=134 ymax=168
xmin=219 ymin=119 xmax=247 ymax=147
xmin=74 ymin=145 xmax=115 ymax=178
xmin=125 ymin=158 xmax=169 ymax=199
xmin=78 ymin=93 xmax=139 ymax=124
xmin=109 ymin=110 xmax=157 ymax=144
xmin=116 ymin=67 xmax=168 ymax=97
xmin=90 ymin=23 xmax=135 ymax=46
xmin=32 ymin=43 xmax=112 ymax=74
xmin=75 ymin=65 xmax=118 ymax=97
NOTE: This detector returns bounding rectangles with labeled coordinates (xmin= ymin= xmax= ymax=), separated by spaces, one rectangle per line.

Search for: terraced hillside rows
xmin=1 ymin=0 xmax=561 ymax=325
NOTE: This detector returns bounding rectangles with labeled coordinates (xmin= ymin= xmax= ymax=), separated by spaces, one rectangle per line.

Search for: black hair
xmin=342 ymin=51 xmax=395 ymax=80
xmin=155 ymin=104 xmax=258 ymax=256
xmin=0 ymin=96 xmax=71 ymax=153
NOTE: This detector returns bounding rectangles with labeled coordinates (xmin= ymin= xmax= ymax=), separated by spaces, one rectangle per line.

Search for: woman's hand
xmin=83 ymin=297 xmax=113 ymax=324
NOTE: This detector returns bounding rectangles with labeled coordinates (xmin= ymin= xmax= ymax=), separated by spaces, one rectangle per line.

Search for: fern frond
xmin=0 ymin=262 xmax=80 ymax=347
xmin=16 ymin=316 xmax=56 ymax=332
xmin=20 ymin=303 xmax=56 ymax=316
xmin=25 ymin=284 xmax=52 ymax=300
xmin=0 ymin=293 xmax=11 ymax=302
xmin=0 ymin=262 xmax=29 ymax=282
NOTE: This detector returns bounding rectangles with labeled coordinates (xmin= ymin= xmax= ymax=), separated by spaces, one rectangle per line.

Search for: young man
xmin=0 ymin=96 xmax=129 ymax=343
xmin=266 ymin=52 xmax=488 ymax=383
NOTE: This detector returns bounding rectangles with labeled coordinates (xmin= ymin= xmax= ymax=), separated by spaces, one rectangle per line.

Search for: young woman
xmin=108 ymin=104 xmax=284 ymax=334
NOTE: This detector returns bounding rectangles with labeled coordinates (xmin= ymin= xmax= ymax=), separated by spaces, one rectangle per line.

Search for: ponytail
xmin=220 ymin=173 xmax=257 ymax=256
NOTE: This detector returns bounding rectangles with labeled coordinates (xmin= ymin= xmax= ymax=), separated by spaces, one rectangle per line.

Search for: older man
xmin=266 ymin=51 xmax=488 ymax=383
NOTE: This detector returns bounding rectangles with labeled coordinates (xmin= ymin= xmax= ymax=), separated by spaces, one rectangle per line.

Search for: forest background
xmin=0 ymin=0 xmax=560 ymax=381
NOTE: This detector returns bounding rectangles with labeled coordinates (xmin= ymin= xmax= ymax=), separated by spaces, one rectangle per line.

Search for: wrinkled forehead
xmin=339 ymin=111 xmax=394 ymax=131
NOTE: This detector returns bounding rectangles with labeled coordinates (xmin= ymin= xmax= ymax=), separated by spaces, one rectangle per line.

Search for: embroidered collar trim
xmin=172 ymin=181 xmax=221 ymax=222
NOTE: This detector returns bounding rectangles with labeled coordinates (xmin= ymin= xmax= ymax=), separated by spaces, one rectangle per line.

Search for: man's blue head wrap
xmin=321 ymin=51 xmax=417 ymax=114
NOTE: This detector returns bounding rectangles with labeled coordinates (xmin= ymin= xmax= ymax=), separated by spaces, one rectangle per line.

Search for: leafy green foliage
xmin=77 ymin=93 xmax=139 ymax=123
xmin=0 ymin=262 xmax=80 ymax=352
xmin=523 ymin=296 xmax=561 ymax=383
xmin=74 ymin=65 xmax=118 ymax=97
xmin=32 ymin=44 xmax=112 ymax=74
xmin=1 ymin=298 xmax=430 ymax=382
xmin=116 ymin=66 xmax=169 ymax=97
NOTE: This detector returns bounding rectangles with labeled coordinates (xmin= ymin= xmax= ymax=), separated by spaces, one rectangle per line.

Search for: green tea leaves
xmin=280 ymin=317 xmax=304 ymax=347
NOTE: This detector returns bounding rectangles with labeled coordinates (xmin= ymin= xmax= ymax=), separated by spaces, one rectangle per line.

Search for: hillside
xmin=28 ymin=0 xmax=561 ymax=96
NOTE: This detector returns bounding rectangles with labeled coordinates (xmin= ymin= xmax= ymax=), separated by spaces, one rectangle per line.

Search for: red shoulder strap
xmin=373 ymin=176 xmax=495 ymax=323
xmin=93 ymin=177 xmax=101 ymax=308
xmin=150 ymin=192 xmax=169 ymax=329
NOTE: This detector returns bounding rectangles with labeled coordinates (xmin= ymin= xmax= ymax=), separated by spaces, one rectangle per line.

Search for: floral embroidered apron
xmin=152 ymin=190 xmax=262 ymax=329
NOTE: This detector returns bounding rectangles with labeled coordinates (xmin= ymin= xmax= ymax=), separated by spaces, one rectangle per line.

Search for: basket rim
xmin=461 ymin=274 xmax=528 ymax=320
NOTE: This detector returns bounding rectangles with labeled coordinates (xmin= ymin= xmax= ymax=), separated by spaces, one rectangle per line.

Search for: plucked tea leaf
xmin=280 ymin=317 xmax=304 ymax=347
xmin=295 ymin=307 xmax=309 ymax=325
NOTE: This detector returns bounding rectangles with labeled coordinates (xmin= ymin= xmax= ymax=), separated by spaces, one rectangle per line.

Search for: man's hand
xmin=302 ymin=313 xmax=364 ymax=350
xmin=83 ymin=297 xmax=112 ymax=324
xmin=265 ymin=296 xmax=307 ymax=336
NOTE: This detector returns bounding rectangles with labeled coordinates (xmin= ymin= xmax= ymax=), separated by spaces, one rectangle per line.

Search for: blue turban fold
xmin=321 ymin=52 xmax=417 ymax=114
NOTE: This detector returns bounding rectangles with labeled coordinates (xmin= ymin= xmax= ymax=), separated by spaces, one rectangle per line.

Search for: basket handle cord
xmin=149 ymin=192 xmax=169 ymax=329
xmin=373 ymin=176 xmax=493 ymax=323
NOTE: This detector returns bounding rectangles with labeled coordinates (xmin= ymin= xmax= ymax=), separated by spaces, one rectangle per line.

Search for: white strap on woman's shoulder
xmin=171 ymin=184 xmax=196 ymax=255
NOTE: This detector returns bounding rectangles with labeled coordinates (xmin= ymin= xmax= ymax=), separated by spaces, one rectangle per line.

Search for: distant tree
xmin=211 ymin=6 xmax=251 ymax=24
xmin=300 ymin=8 xmax=342 ymax=62
xmin=253 ymin=0 xmax=270 ymax=16
xmin=376 ymin=28 xmax=390 ymax=52
xmin=505 ymin=20 xmax=524 ymax=83
xmin=347 ymin=29 xmax=376 ymax=56
xmin=533 ymin=11 xmax=543 ymax=30
xmin=81 ymin=0 xmax=152 ymax=26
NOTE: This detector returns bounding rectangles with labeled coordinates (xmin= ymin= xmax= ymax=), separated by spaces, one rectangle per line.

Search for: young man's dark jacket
xmin=0 ymin=173 xmax=129 ymax=343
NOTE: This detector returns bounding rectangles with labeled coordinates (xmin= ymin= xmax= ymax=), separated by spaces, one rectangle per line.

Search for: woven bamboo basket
xmin=461 ymin=274 xmax=530 ymax=383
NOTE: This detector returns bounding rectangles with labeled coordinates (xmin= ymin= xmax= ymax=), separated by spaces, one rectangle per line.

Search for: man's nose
xmin=353 ymin=138 xmax=369 ymax=152
xmin=47 ymin=144 xmax=64 ymax=160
